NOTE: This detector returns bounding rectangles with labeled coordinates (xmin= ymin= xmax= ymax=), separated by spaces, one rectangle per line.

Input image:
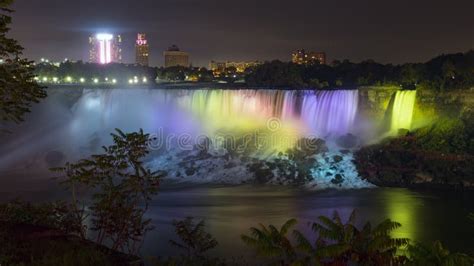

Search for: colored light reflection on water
xmin=384 ymin=189 xmax=420 ymax=241
xmin=142 ymin=186 xmax=474 ymax=259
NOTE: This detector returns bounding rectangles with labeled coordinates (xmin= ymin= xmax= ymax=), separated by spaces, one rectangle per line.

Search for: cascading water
xmin=301 ymin=90 xmax=359 ymax=138
xmin=0 ymin=87 xmax=373 ymax=189
xmin=174 ymin=89 xmax=359 ymax=139
xmin=390 ymin=90 xmax=417 ymax=132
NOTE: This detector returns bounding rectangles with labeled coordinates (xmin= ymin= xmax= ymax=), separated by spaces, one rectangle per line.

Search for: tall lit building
xmin=163 ymin=45 xmax=189 ymax=68
xmin=292 ymin=49 xmax=326 ymax=65
xmin=89 ymin=33 xmax=122 ymax=64
xmin=135 ymin=33 xmax=149 ymax=66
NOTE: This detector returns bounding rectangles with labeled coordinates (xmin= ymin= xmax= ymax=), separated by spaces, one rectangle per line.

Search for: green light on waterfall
xmin=391 ymin=90 xmax=417 ymax=132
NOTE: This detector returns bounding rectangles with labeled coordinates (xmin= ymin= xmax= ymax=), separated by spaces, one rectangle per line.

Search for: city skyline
xmin=9 ymin=0 xmax=474 ymax=67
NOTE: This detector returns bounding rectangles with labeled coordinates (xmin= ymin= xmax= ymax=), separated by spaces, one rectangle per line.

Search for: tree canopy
xmin=0 ymin=0 xmax=46 ymax=125
xmin=245 ymin=51 xmax=474 ymax=90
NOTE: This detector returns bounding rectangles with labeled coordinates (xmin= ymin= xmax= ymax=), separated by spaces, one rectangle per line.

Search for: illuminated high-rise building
xmin=135 ymin=33 xmax=149 ymax=66
xmin=89 ymin=33 xmax=122 ymax=64
xmin=292 ymin=49 xmax=326 ymax=65
xmin=163 ymin=45 xmax=189 ymax=68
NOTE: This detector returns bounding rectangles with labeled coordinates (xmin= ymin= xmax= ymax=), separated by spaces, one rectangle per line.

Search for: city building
xmin=135 ymin=33 xmax=149 ymax=66
xmin=89 ymin=33 xmax=122 ymax=64
xmin=209 ymin=60 xmax=261 ymax=75
xmin=292 ymin=49 xmax=326 ymax=65
xmin=209 ymin=61 xmax=227 ymax=74
xmin=163 ymin=45 xmax=189 ymax=68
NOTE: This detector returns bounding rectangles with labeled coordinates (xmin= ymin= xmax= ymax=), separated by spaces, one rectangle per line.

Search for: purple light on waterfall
xmin=281 ymin=91 xmax=298 ymax=120
xmin=301 ymin=90 xmax=358 ymax=138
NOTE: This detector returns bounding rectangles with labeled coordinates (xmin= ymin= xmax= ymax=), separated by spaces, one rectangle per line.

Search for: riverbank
xmin=355 ymin=113 xmax=474 ymax=190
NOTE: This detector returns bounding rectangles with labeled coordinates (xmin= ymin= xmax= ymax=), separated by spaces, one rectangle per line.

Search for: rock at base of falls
xmin=146 ymin=144 xmax=375 ymax=190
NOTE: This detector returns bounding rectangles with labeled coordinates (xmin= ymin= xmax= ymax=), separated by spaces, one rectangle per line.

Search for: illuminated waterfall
xmin=71 ymin=89 xmax=361 ymax=141
xmin=301 ymin=90 xmax=359 ymax=138
xmin=172 ymin=89 xmax=359 ymax=138
xmin=390 ymin=90 xmax=417 ymax=132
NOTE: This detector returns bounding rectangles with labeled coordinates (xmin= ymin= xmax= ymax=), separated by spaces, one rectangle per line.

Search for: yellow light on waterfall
xmin=391 ymin=90 xmax=417 ymax=133
xmin=181 ymin=90 xmax=301 ymax=153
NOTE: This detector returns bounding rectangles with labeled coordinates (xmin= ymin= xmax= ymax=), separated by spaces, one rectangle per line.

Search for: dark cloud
xmin=10 ymin=0 xmax=474 ymax=66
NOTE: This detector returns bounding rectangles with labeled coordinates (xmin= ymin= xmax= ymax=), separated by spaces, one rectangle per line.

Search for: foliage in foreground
xmin=54 ymin=129 xmax=166 ymax=255
xmin=150 ymin=217 xmax=226 ymax=266
xmin=153 ymin=214 xmax=473 ymax=266
xmin=1 ymin=205 xmax=473 ymax=266
xmin=0 ymin=0 xmax=46 ymax=128
xmin=169 ymin=217 xmax=218 ymax=258
xmin=0 ymin=201 xmax=140 ymax=266
xmin=0 ymin=200 xmax=84 ymax=236
xmin=0 ymin=235 xmax=114 ymax=266
xmin=241 ymin=210 xmax=409 ymax=265
xmin=406 ymin=241 xmax=474 ymax=266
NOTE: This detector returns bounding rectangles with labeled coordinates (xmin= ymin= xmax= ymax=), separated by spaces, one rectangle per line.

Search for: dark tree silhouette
xmin=0 ymin=0 xmax=46 ymax=126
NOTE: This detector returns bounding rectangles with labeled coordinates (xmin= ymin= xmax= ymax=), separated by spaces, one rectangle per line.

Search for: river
xmin=142 ymin=185 xmax=474 ymax=259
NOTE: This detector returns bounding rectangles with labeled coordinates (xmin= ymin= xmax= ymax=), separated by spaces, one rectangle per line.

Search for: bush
xmin=0 ymin=200 xmax=84 ymax=236
xmin=414 ymin=118 xmax=469 ymax=154
xmin=54 ymin=129 xmax=166 ymax=255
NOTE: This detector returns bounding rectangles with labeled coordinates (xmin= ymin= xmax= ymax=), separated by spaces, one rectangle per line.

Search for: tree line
xmin=245 ymin=51 xmax=474 ymax=90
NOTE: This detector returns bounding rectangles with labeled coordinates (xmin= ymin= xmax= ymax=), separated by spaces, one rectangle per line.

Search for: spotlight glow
xmin=96 ymin=33 xmax=113 ymax=41
xmin=97 ymin=33 xmax=113 ymax=64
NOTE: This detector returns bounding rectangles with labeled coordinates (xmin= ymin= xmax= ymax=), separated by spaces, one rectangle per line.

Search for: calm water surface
xmin=142 ymin=185 xmax=474 ymax=259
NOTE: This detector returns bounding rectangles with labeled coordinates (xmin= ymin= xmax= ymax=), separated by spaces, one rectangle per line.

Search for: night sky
xmin=10 ymin=0 xmax=474 ymax=67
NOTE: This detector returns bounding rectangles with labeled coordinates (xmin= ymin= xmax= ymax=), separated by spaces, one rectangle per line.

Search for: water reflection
xmin=144 ymin=186 xmax=474 ymax=259
xmin=384 ymin=189 xmax=422 ymax=240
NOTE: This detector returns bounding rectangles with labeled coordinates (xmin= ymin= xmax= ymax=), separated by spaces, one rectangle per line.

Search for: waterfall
xmin=65 ymin=88 xmax=362 ymax=141
xmin=178 ymin=89 xmax=358 ymax=137
xmin=301 ymin=90 xmax=359 ymax=138
xmin=390 ymin=90 xmax=417 ymax=132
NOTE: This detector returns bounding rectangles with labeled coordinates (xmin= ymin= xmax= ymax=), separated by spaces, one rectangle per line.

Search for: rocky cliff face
xmin=354 ymin=86 xmax=474 ymax=190
xmin=358 ymin=86 xmax=474 ymax=126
